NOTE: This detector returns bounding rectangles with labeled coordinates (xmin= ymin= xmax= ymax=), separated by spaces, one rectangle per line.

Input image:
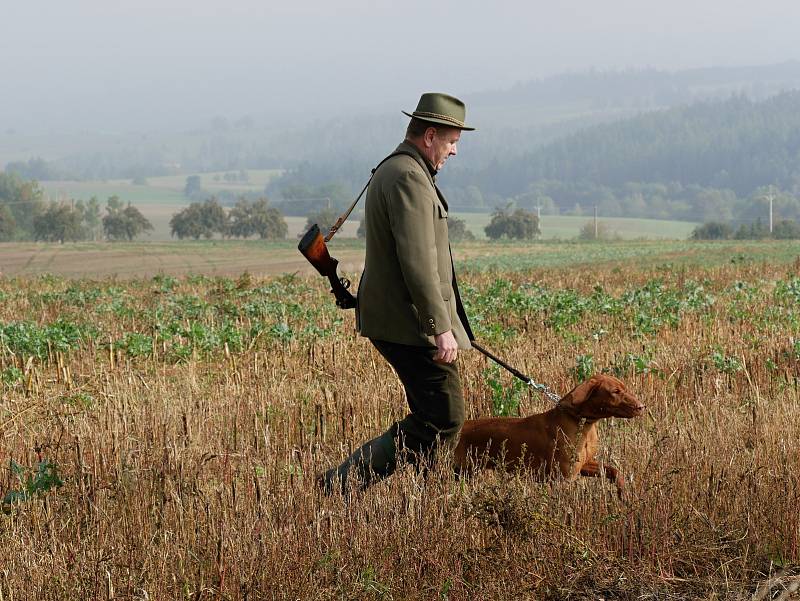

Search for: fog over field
xmin=3 ymin=1 xmax=800 ymax=244
xmin=3 ymin=0 xmax=800 ymax=134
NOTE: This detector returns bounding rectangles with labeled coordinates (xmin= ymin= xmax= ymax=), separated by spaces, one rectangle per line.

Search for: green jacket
xmin=356 ymin=141 xmax=471 ymax=349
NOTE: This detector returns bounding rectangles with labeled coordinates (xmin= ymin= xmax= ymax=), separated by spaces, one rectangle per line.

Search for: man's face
xmin=424 ymin=127 xmax=461 ymax=171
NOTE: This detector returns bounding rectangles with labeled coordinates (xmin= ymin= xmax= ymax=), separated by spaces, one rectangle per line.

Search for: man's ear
xmin=562 ymin=376 xmax=601 ymax=406
xmin=423 ymin=126 xmax=437 ymax=147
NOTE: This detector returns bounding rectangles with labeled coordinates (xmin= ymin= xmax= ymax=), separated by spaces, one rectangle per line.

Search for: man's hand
xmin=434 ymin=330 xmax=458 ymax=363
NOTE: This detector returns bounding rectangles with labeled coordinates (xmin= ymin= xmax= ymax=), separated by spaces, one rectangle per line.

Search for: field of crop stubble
xmin=1 ymin=241 xmax=799 ymax=599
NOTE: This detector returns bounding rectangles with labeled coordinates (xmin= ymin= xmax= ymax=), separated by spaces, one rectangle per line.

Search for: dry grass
xmin=1 ymin=247 xmax=799 ymax=599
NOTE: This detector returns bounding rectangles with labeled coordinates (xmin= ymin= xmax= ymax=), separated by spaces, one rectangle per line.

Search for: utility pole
xmin=767 ymin=186 xmax=774 ymax=234
xmin=593 ymin=205 xmax=598 ymax=239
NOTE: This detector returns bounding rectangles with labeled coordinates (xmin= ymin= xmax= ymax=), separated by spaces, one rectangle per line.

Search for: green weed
xmin=0 ymin=319 xmax=94 ymax=360
xmin=1 ymin=366 xmax=23 ymax=387
xmin=710 ymin=349 xmax=743 ymax=374
xmin=60 ymin=392 xmax=96 ymax=409
xmin=2 ymin=460 xmax=64 ymax=506
xmin=571 ymin=354 xmax=595 ymax=382
xmin=607 ymin=351 xmax=662 ymax=377
xmin=117 ymin=332 xmax=154 ymax=358
xmin=485 ymin=364 xmax=526 ymax=417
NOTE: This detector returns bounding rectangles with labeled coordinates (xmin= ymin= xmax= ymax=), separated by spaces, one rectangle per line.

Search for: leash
xmin=471 ymin=341 xmax=562 ymax=404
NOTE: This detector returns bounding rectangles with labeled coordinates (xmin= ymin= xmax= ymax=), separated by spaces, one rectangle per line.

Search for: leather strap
xmin=324 ymin=150 xmax=417 ymax=242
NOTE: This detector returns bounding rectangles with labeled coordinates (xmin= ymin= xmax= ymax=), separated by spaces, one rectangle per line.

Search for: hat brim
xmin=402 ymin=111 xmax=475 ymax=131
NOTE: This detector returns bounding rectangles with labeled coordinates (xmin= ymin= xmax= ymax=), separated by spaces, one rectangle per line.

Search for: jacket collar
xmin=396 ymin=140 xmax=437 ymax=185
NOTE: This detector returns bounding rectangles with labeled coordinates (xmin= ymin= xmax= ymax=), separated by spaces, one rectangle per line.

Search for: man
xmin=319 ymin=92 xmax=475 ymax=495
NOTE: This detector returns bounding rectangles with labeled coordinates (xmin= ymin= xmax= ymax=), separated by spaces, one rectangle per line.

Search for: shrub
xmin=691 ymin=221 xmax=732 ymax=240
xmin=733 ymin=220 xmax=769 ymax=240
xmin=448 ymin=217 xmax=475 ymax=242
xmin=772 ymin=219 xmax=800 ymax=239
xmin=170 ymin=198 xmax=228 ymax=240
xmin=184 ymin=175 xmax=202 ymax=197
xmin=305 ymin=208 xmax=338 ymax=235
xmin=484 ymin=206 xmax=540 ymax=240
xmin=32 ymin=203 xmax=83 ymax=243
xmin=103 ymin=204 xmax=153 ymax=241
xmin=228 ymin=198 xmax=287 ymax=240
xmin=0 ymin=204 xmax=16 ymax=241
xmin=578 ymin=220 xmax=617 ymax=241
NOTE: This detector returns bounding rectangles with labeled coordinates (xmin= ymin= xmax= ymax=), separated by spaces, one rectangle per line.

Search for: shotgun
xmin=298 ymin=224 xmax=357 ymax=309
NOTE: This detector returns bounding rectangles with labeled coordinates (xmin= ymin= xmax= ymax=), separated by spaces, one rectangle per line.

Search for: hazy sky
xmin=3 ymin=0 xmax=800 ymax=132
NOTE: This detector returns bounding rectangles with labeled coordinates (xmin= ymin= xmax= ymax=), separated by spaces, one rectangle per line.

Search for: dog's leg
xmin=580 ymin=460 xmax=625 ymax=499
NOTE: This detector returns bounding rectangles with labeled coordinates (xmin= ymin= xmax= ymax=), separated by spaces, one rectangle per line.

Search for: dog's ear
xmin=562 ymin=376 xmax=601 ymax=406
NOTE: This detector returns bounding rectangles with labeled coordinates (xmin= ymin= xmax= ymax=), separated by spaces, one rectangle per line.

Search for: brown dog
xmin=453 ymin=374 xmax=644 ymax=497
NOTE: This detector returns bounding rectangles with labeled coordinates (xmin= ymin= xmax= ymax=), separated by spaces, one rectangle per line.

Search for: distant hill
xmin=264 ymin=63 xmax=800 ymax=207
xmin=6 ymin=62 xmax=800 ymax=185
xmin=479 ymin=91 xmax=800 ymax=197
xmin=471 ymin=62 xmax=800 ymax=122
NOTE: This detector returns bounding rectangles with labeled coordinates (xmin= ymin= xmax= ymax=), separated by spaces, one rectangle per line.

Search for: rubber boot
xmin=318 ymin=431 xmax=397 ymax=496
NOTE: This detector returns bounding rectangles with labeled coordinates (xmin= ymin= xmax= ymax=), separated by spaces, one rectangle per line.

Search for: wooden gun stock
xmin=298 ymin=224 xmax=357 ymax=309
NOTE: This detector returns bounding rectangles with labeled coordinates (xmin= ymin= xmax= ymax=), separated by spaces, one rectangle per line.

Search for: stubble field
xmin=1 ymin=240 xmax=799 ymax=599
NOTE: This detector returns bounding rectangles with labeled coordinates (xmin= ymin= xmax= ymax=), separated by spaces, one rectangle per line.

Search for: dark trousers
xmin=320 ymin=339 xmax=465 ymax=494
xmin=371 ymin=338 xmax=465 ymax=463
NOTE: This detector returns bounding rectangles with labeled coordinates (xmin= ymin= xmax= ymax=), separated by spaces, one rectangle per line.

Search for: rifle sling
xmin=323 ymin=150 xmax=417 ymax=242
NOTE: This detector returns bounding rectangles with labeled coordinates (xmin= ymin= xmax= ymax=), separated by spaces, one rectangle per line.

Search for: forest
xmin=266 ymin=92 xmax=800 ymax=224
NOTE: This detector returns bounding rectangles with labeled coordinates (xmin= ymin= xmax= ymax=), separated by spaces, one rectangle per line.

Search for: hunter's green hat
xmin=402 ymin=92 xmax=475 ymax=131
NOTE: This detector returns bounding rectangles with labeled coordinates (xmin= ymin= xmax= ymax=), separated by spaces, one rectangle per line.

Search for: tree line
xmin=1 ymin=171 xmax=294 ymax=243
xmin=691 ymin=219 xmax=800 ymax=240
xmin=262 ymin=91 xmax=800 ymax=226
xmin=1 ymin=172 xmax=152 ymax=242
xmin=5 ymin=165 xmax=797 ymax=244
xmin=169 ymin=198 xmax=286 ymax=240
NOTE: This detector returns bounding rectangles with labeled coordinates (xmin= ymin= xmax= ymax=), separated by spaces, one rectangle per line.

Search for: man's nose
xmin=450 ymin=144 xmax=457 ymax=156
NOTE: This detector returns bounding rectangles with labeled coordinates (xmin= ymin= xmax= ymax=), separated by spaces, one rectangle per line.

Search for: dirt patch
xmin=0 ymin=242 xmax=366 ymax=279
